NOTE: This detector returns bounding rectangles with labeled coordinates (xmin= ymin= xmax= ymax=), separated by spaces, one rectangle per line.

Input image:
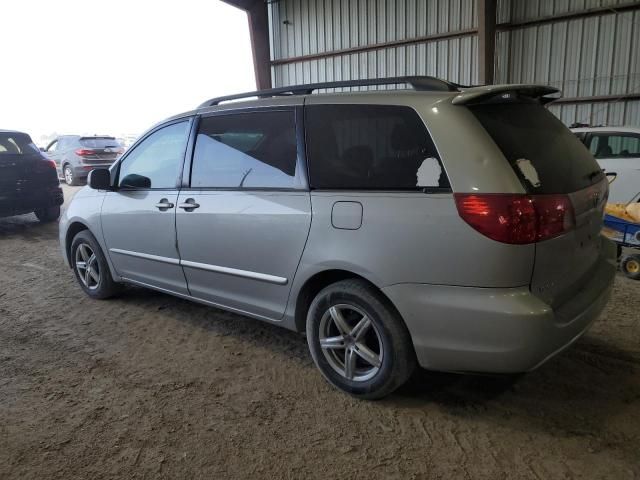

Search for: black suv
xmin=0 ymin=130 xmax=63 ymax=222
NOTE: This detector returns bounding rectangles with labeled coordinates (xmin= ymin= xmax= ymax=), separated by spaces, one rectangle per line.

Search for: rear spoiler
xmin=452 ymin=85 xmax=560 ymax=106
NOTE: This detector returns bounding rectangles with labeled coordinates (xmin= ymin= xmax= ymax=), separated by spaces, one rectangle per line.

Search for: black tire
xmin=306 ymin=279 xmax=416 ymax=400
xmin=64 ymin=164 xmax=79 ymax=186
xmin=34 ymin=205 xmax=60 ymax=223
xmin=70 ymin=230 xmax=121 ymax=299
xmin=621 ymin=254 xmax=640 ymax=280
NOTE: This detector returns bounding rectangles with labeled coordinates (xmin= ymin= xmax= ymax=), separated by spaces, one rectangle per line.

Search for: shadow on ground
xmin=115 ymin=285 xmax=639 ymax=455
xmin=0 ymin=214 xmax=58 ymax=241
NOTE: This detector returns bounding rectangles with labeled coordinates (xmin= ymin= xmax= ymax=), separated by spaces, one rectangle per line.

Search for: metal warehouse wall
xmin=496 ymin=0 xmax=640 ymax=126
xmin=268 ymin=0 xmax=479 ymax=89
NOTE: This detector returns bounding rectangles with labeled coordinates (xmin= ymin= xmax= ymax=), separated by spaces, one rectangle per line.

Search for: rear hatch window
xmin=80 ymin=137 xmax=122 ymax=149
xmin=0 ymin=132 xmax=40 ymax=155
xmin=77 ymin=137 xmax=123 ymax=161
xmin=469 ymin=101 xmax=604 ymax=193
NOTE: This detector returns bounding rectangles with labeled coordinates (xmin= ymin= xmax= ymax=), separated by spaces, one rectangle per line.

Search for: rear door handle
xmin=155 ymin=199 xmax=174 ymax=211
xmin=178 ymin=199 xmax=200 ymax=211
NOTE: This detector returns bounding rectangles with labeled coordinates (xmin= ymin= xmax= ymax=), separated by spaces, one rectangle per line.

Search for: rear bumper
xmin=0 ymin=187 xmax=64 ymax=217
xmin=382 ymin=240 xmax=617 ymax=373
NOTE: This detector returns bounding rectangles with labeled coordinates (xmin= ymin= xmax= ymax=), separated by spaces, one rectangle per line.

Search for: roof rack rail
xmin=198 ymin=76 xmax=462 ymax=108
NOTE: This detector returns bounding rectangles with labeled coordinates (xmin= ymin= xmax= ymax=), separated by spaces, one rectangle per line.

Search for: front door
xmin=176 ymin=109 xmax=311 ymax=320
xmin=101 ymin=119 xmax=192 ymax=294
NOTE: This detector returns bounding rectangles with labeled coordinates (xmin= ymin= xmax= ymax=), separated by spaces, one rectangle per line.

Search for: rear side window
xmin=0 ymin=132 xmax=39 ymax=155
xmin=306 ymin=105 xmax=449 ymax=190
xmin=470 ymin=102 xmax=603 ymax=194
xmin=80 ymin=137 xmax=122 ymax=149
xmin=588 ymin=133 xmax=640 ymax=159
xmin=190 ymin=111 xmax=300 ymax=189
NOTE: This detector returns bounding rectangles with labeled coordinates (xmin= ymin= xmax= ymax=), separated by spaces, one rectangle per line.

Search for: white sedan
xmin=572 ymin=126 xmax=640 ymax=204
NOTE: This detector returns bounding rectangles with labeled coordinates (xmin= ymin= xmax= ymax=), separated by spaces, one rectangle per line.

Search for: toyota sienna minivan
xmin=60 ymin=77 xmax=616 ymax=399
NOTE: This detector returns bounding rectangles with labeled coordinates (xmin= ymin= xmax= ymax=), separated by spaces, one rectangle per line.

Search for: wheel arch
xmin=65 ymin=221 xmax=90 ymax=266
xmin=293 ymin=269 xmax=404 ymax=334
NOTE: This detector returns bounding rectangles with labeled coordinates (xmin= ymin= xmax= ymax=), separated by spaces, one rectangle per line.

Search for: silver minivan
xmin=60 ymin=77 xmax=616 ymax=399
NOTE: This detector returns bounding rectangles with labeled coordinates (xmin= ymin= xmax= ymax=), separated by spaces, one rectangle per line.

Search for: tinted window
xmin=0 ymin=132 xmax=39 ymax=155
xmin=80 ymin=137 xmax=122 ymax=149
xmin=470 ymin=102 xmax=603 ymax=194
xmin=118 ymin=121 xmax=189 ymax=189
xmin=190 ymin=111 xmax=299 ymax=189
xmin=589 ymin=133 xmax=640 ymax=158
xmin=306 ymin=105 xmax=448 ymax=190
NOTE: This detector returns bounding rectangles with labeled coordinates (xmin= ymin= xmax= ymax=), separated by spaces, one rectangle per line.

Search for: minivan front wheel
xmin=306 ymin=279 xmax=416 ymax=399
xmin=70 ymin=230 xmax=120 ymax=299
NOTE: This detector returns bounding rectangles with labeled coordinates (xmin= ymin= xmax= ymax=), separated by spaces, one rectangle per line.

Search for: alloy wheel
xmin=64 ymin=166 xmax=73 ymax=185
xmin=75 ymin=243 xmax=100 ymax=290
xmin=318 ymin=304 xmax=383 ymax=382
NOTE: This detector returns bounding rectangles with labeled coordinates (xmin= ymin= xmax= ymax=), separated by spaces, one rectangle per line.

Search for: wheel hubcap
xmin=75 ymin=243 xmax=100 ymax=290
xmin=627 ymin=260 xmax=640 ymax=274
xmin=319 ymin=304 xmax=383 ymax=382
xmin=65 ymin=167 xmax=73 ymax=184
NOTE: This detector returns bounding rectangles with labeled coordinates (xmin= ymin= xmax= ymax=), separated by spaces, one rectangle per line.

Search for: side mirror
xmin=120 ymin=173 xmax=151 ymax=189
xmin=605 ymin=171 xmax=617 ymax=184
xmin=88 ymin=168 xmax=112 ymax=190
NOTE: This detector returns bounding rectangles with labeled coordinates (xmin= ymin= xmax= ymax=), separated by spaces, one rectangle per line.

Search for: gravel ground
xmin=1 ymin=185 xmax=639 ymax=479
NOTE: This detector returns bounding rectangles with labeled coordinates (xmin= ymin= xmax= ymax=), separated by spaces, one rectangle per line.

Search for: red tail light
xmin=35 ymin=157 xmax=57 ymax=173
xmin=454 ymin=193 xmax=575 ymax=244
xmin=75 ymin=148 xmax=95 ymax=156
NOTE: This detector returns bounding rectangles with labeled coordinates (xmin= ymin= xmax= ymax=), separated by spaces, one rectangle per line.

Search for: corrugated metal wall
xmin=495 ymin=1 xmax=640 ymax=126
xmin=267 ymin=0 xmax=639 ymax=126
xmin=496 ymin=0 xmax=636 ymax=23
xmin=268 ymin=0 xmax=479 ymax=88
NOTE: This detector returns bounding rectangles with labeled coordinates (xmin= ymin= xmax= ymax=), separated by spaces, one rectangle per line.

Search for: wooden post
xmin=478 ymin=0 xmax=497 ymax=85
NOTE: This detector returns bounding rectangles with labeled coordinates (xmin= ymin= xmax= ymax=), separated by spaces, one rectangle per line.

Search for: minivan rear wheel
xmin=306 ymin=279 xmax=416 ymax=399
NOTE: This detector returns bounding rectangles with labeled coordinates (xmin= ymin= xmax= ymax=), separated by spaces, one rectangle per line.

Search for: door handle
xmin=178 ymin=198 xmax=200 ymax=211
xmin=155 ymin=199 xmax=174 ymax=211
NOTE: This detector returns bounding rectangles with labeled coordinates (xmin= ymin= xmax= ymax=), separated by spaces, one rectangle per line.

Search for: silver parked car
xmin=60 ymin=77 xmax=616 ymax=399
xmin=44 ymin=135 xmax=124 ymax=186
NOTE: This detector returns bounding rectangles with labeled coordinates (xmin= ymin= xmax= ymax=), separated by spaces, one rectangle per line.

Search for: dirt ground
xmin=1 ymin=185 xmax=639 ymax=479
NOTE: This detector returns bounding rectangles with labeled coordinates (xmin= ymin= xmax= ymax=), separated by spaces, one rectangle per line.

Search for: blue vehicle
xmin=603 ymin=208 xmax=640 ymax=279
